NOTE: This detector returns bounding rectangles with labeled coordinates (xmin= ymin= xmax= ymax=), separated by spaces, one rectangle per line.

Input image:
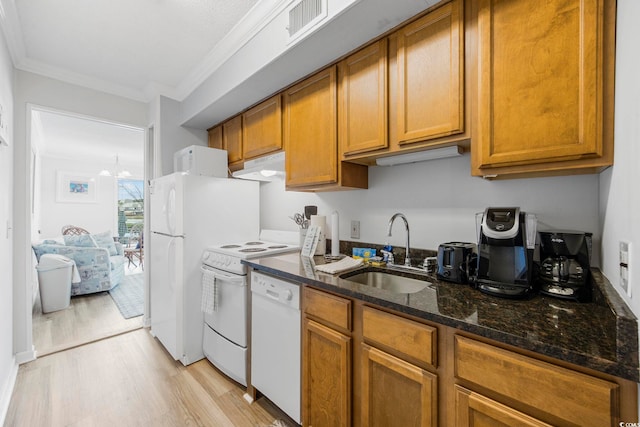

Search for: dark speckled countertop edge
xmin=243 ymin=254 xmax=640 ymax=383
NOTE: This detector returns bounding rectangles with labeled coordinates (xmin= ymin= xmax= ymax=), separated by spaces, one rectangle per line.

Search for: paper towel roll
xmin=331 ymin=211 xmax=340 ymax=256
xmin=310 ymin=215 xmax=326 ymax=255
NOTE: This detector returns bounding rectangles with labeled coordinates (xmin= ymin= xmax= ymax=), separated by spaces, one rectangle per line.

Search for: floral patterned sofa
xmin=32 ymin=231 xmax=125 ymax=296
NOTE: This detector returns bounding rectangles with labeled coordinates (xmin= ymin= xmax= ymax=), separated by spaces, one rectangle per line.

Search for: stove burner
xmin=245 ymin=241 xmax=264 ymax=246
xmin=268 ymin=245 xmax=288 ymax=249
xmin=220 ymin=244 xmax=242 ymax=249
xmin=239 ymin=248 xmax=267 ymax=253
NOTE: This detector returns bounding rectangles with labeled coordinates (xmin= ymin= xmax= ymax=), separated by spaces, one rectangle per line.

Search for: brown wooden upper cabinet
xmin=242 ymin=94 xmax=283 ymax=160
xmin=222 ymin=115 xmax=243 ymax=171
xmin=471 ymin=0 xmax=615 ymax=178
xmin=207 ymin=125 xmax=223 ymax=150
xmin=284 ymin=66 xmax=367 ymax=191
xmin=339 ymin=39 xmax=389 ymax=157
xmin=395 ymin=0 xmax=464 ymax=145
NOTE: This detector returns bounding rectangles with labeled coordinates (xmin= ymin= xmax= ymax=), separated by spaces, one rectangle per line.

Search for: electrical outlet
xmin=620 ymin=241 xmax=631 ymax=297
xmin=350 ymin=220 xmax=360 ymax=239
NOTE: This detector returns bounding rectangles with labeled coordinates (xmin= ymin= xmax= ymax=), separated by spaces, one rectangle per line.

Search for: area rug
xmin=108 ymin=273 xmax=144 ymax=319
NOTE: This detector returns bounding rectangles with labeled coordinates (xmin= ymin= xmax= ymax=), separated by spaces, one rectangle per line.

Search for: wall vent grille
xmin=287 ymin=0 xmax=326 ymax=40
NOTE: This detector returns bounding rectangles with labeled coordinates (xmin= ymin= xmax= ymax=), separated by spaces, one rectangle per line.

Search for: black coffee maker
xmin=537 ymin=231 xmax=592 ymax=301
xmin=474 ymin=207 xmax=537 ymax=298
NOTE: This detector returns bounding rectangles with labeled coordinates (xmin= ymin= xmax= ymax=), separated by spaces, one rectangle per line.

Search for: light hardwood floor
xmin=32 ymin=277 xmax=143 ymax=356
xmin=5 ymin=328 xmax=289 ymax=426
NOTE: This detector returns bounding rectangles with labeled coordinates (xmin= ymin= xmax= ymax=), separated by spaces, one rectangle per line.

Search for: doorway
xmin=29 ymin=106 xmax=147 ymax=356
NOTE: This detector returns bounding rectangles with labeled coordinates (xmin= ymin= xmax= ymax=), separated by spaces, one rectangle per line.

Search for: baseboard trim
xmin=14 ymin=347 xmax=36 ymax=365
xmin=0 ymin=357 xmax=19 ymax=426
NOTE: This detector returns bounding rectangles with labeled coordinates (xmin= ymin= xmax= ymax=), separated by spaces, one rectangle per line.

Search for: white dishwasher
xmin=250 ymin=271 xmax=301 ymax=424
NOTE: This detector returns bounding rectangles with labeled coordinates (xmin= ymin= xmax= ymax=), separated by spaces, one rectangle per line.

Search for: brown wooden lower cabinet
xmin=361 ymin=344 xmax=437 ymax=427
xmin=454 ymin=335 xmax=619 ymax=426
xmin=301 ymin=286 xmax=637 ymax=426
xmin=455 ymin=385 xmax=552 ymax=427
xmin=302 ymin=318 xmax=351 ymax=427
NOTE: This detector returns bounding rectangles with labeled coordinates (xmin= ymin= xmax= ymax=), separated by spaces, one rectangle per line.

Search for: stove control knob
xmin=202 ymin=252 xmax=210 ymax=261
xmin=225 ymin=256 xmax=231 ymax=266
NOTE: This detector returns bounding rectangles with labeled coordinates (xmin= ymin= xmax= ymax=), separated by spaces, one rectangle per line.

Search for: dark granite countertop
xmin=243 ymin=252 xmax=639 ymax=382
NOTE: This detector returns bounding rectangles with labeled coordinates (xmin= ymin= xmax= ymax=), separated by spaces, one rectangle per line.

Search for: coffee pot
xmin=537 ymin=231 xmax=592 ymax=301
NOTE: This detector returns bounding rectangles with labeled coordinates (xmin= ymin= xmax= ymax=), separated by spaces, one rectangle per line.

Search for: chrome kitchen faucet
xmin=387 ymin=213 xmax=411 ymax=267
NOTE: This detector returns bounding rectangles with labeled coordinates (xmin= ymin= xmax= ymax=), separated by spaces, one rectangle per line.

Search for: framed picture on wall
xmin=56 ymin=171 xmax=98 ymax=203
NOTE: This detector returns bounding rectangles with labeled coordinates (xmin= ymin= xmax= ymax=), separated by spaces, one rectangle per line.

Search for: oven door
xmin=201 ymin=265 xmax=248 ymax=347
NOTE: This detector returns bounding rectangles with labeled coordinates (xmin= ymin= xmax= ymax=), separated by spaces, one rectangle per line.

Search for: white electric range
xmin=200 ymin=230 xmax=299 ymax=387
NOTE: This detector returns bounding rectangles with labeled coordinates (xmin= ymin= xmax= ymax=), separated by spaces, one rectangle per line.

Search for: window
xmin=118 ymin=179 xmax=144 ymax=243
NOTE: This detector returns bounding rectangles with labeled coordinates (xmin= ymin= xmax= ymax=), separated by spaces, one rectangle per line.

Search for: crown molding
xmin=173 ymin=0 xmax=291 ymax=101
xmin=0 ymin=0 xmax=27 ymax=65
xmin=17 ymin=56 xmax=149 ymax=102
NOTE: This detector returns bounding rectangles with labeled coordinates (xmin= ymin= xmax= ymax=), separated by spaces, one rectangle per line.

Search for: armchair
xmin=32 ymin=232 xmax=125 ymax=296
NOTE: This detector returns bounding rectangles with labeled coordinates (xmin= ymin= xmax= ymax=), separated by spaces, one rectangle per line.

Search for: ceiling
xmin=1 ymin=0 xmax=260 ymax=164
xmin=2 ymin=0 xmax=260 ymax=101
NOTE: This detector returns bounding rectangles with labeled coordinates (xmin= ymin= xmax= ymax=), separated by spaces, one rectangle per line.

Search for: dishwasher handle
xmin=265 ymin=288 xmax=294 ymax=302
xmin=251 ymin=272 xmax=300 ymax=310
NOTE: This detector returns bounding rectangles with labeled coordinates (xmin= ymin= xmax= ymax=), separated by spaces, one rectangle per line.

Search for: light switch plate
xmin=620 ymin=241 xmax=631 ymax=297
xmin=350 ymin=220 xmax=360 ymax=239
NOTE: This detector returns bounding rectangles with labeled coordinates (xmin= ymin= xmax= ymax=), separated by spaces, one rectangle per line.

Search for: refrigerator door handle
xmin=166 ymin=187 xmax=177 ymax=235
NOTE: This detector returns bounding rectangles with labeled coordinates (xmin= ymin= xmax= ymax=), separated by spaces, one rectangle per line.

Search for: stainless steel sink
xmin=340 ymin=270 xmax=429 ymax=294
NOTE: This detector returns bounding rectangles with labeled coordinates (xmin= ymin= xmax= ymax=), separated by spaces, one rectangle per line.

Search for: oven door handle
xmin=200 ymin=266 xmax=246 ymax=285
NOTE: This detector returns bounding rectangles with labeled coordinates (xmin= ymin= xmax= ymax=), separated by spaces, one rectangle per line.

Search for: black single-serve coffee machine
xmin=474 ymin=207 xmax=537 ymax=298
xmin=537 ymin=230 xmax=592 ymax=301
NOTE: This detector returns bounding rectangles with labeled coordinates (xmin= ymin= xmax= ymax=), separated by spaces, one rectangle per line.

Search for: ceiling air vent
xmin=287 ymin=0 xmax=327 ymax=44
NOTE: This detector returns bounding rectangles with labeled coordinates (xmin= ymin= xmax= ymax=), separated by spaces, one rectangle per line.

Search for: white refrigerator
xmin=149 ymin=172 xmax=259 ymax=365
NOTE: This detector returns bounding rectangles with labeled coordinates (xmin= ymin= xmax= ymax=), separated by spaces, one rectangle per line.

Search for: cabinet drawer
xmin=454 ymin=335 xmax=618 ymax=427
xmin=304 ymin=287 xmax=351 ymax=331
xmin=363 ymin=306 xmax=436 ymax=367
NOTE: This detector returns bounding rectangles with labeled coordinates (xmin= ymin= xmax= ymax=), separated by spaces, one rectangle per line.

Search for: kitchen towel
xmin=201 ymin=269 xmax=217 ymax=314
xmin=314 ymin=256 xmax=363 ymax=275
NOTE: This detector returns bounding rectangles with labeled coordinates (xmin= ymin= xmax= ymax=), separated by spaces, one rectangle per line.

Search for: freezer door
xmin=150 ymin=232 xmax=184 ymax=360
xmin=150 ymin=173 xmax=184 ymax=236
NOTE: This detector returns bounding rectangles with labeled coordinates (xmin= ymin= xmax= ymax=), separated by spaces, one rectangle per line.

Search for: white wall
xmin=154 ymin=95 xmax=207 ymax=176
xmin=0 ymin=23 xmax=17 ymax=426
xmin=600 ymin=0 xmax=640 ymax=315
xmin=260 ymin=153 xmax=601 ymax=261
xmin=36 ymin=156 xmax=133 ymax=239
xmin=12 ymin=71 xmax=147 ymax=363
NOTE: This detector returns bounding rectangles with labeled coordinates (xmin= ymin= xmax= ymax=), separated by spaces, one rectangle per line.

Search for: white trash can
xmin=36 ymin=254 xmax=74 ymax=313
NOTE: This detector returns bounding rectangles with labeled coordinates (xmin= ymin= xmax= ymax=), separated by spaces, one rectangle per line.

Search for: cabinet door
xmin=475 ymin=0 xmax=604 ymax=168
xmin=242 ymin=95 xmax=282 ymax=160
xmin=455 ymin=386 xmax=552 ymax=427
xmin=303 ymin=318 xmax=351 ymax=427
xmin=455 ymin=335 xmax=618 ymax=426
xmin=284 ymin=67 xmax=338 ymax=187
xmin=207 ymin=125 xmax=223 ymax=150
xmin=396 ymin=0 xmax=464 ymax=145
xmin=222 ymin=115 xmax=243 ymax=170
xmin=361 ymin=344 xmax=437 ymax=427
xmin=339 ymin=39 xmax=388 ymax=157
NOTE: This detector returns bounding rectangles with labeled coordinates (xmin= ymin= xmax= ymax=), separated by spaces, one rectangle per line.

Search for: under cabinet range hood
xmin=232 ymin=151 xmax=285 ymax=182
